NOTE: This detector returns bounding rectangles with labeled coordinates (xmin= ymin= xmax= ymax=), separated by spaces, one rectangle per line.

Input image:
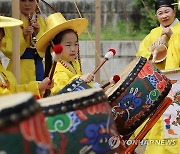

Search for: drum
xmin=0 ymin=93 xmax=52 ymax=154
xmin=39 ymin=88 xmax=120 ymax=153
xmin=57 ymin=78 xmax=91 ymax=94
xmin=106 ymin=57 xmax=172 ymax=136
xmin=162 ymin=68 xmax=180 ymax=94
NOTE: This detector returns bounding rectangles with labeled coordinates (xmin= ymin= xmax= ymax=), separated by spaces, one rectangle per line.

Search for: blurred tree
xmin=131 ymin=0 xmax=180 ymax=33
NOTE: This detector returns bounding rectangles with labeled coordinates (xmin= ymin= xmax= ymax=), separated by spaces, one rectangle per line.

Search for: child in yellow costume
xmin=36 ymin=12 xmax=95 ymax=95
xmin=1 ymin=0 xmax=46 ymax=84
xmin=136 ymin=0 xmax=180 ymax=153
xmin=0 ymin=16 xmax=53 ymax=97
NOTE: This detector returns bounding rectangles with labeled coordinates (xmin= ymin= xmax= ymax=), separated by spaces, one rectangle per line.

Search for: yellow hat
xmin=0 ymin=16 xmax=23 ymax=28
xmin=36 ymin=12 xmax=88 ymax=52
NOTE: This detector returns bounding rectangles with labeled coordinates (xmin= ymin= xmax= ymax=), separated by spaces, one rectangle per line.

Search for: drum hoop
xmin=41 ymin=90 xmax=107 ymax=116
xmin=108 ymin=57 xmax=147 ymax=104
xmin=0 ymin=97 xmax=41 ymax=130
xmin=57 ymin=78 xmax=91 ymax=95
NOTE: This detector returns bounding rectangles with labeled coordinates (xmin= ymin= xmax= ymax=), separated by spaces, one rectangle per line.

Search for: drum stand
xmin=118 ymin=97 xmax=173 ymax=154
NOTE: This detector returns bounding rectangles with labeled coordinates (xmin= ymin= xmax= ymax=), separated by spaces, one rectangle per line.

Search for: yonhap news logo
xmin=108 ymin=136 xmax=121 ymax=149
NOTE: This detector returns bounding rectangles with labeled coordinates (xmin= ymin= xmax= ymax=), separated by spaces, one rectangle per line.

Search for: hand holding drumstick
xmin=43 ymin=44 xmax=63 ymax=98
xmin=80 ymin=49 xmax=116 ymax=84
xmin=101 ymin=74 xmax=120 ymax=89
xmin=150 ymin=27 xmax=172 ymax=63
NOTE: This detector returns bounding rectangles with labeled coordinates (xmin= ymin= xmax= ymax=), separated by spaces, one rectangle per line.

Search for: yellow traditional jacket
xmin=0 ymin=63 xmax=40 ymax=96
xmin=136 ymin=19 xmax=180 ymax=70
xmin=51 ymin=59 xmax=94 ymax=95
xmin=1 ymin=14 xmax=46 ymax=84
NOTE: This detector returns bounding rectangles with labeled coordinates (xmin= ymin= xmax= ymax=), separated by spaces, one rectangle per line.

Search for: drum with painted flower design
xmin=106 ymin=57 xmax=172 ymax=136
xmin=39 ymin=88 xmax=121 ymax=154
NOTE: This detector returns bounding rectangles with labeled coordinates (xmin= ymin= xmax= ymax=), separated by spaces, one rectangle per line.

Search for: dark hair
xmin=155 ymin=0 xmax=174 ymax=12
xmin=0 ymin=28 xmax=5 ymax=37
xmin=52 ymin=29 xmax=78 ymax=45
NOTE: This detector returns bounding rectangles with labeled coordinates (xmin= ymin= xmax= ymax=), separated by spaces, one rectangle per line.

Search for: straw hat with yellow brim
xmin=36 ymin=12 xmax=88 ymax=52
xmin=0 ymin=16 xmax=23 ymax=28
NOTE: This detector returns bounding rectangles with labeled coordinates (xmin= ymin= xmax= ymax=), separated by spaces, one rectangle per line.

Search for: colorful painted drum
xmin=105 ymin=57 xmax=172 ymax=136
xmin=39 ymin=88 xmax=120 ymax=153
xmin=0 ymin=93 xmax=52 ymax=154
xmin=57 ymin=78 xmax=91 ymax=94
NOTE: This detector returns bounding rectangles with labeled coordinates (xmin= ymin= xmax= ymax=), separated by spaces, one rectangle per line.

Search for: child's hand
xmin=80 ymin=73 xmax=95 ymax=83
xmin=38 ymin=77 xmax=54 ymax=93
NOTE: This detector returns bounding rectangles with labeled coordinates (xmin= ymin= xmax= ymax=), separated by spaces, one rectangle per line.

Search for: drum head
xmin=106 ymin=57 xmax=142 ymax=97
xmin=0 ymin=92 xmax=41 ymax=129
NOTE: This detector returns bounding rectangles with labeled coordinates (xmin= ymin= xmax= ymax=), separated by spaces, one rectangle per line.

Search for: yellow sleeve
xmin=15 ymin=81 xmax=41 ymax=97
xmin=165 ymin=33 xmax=180 ymax=69
xmin=1 ymin=27 xmax=29 ymax=59
xmin=136 ymin=28 xmax=162 ymax=60
xmin=136 ymin=33 xmax=152 ymax=59
xmin=52 ymin=71 xmax=81 ymax=95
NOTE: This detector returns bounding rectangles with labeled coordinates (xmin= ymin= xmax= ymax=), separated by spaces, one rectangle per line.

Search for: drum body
xmin=106 ymin=57 xmax=172 ymax=136
xmin=57 ymin=78 xmax=91 ymax=94
xmin=39 ymin=88 xmax=120 ymax=154
xmin=162 ymin=68 xmax=180 ymax=94
xmin=0 ymin=93 xmax=52 ymax=154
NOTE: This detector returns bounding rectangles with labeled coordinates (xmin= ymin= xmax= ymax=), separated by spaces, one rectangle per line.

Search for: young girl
xmin=0 ymin=15 xmax=53 ymax=97
xmin=36 ymin=12 xmax=95 ymax=95
xmin=1 ymin=0 xmax=46 ymax=84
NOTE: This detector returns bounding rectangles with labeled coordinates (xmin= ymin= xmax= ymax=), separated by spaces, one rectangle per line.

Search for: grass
xmin=79 ymin=21 xmax=148 ymax=40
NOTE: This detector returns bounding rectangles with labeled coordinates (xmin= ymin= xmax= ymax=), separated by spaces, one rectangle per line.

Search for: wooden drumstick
xmin=101 ymin=74 xmax=120 ymax=89
xmin=92 ymin=49 xmax=116 ymax=74
xmin=43 ymin=44 xmax=63 ymax=98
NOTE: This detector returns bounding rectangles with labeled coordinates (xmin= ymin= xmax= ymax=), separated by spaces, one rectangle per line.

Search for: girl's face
xmin=20 ymin=0 xmax=37 ymax=16
xmin=156 ymin=6 xmax=176 ymax=27
xmin=60 ymin=31 xmax=79 ymax=62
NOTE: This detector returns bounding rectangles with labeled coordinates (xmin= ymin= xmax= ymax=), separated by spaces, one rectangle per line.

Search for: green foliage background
xmin=80 ymin=0 xmax=180 ymax=40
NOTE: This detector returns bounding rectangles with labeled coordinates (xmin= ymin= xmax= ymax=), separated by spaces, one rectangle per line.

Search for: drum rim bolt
xmin=130 ymin=77 xmax=133 ymax=81
xmin=29 ymin=105 xmax=35 ymax=112
xmin=67 ymin=88 xmax=73 ymax=92
xmin=91 ymin=98 xmax=96 ymax=103
xmin=61 ymin=106 xmax=67 ymax=112
xmin=98 ymin=96 xmax=102 ymax=101
xmin=22 ymin=109 xmax=30 ymax=117
xmin=48 ymin=109 xmax=55 ymax=115
xmin=72 ymin=103 xmax=79 ymax=109
xmin=34 ymin=103 xmax=41 ymax=111
xmin=139 ymin=64 xmax=143 ymax=68
xmin=72 ymin=84 xmax=76 ymax=87
xmin=82 ymin=100 xmax=88 ymax=106
xmin=10 ymin=113 xmax=19 ymax=123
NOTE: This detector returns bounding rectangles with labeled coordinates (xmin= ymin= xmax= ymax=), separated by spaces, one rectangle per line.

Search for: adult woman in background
xmin=0 ymin=16 xmax=53 ymax=97
xmin=136 ymin=0 xmax=180 ymax=70
xmin=1 ymin=0 xmax=46 ymax=84
xmin=136 ymin=0 xmax=180 ymax=153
